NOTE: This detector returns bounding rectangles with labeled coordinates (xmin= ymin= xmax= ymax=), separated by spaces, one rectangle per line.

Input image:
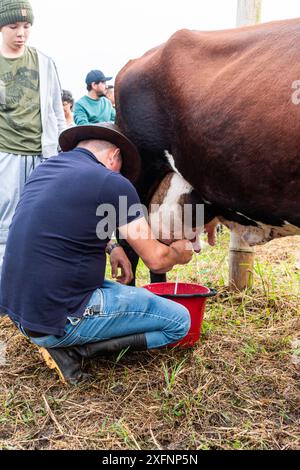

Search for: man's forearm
xmin=144 ymin=244 xmax=183 ymax=274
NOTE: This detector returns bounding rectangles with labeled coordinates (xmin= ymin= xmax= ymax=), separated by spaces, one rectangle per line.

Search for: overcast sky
xmin=8 ymin=0 xmax=300 ymax=99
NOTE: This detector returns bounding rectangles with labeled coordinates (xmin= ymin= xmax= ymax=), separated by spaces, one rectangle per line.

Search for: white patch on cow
xmin=160 ymin=173 xmax=193 ymax=206
xmin=235 ymin=211 xmax=256 ymax=223
xmin=284 ymin=220 xmax=295 ymax=227
xmin=220 ymin=218 xmax=300 ymax=248
xmin=149 ymin=172 xmax=194 ymax=243
xmin=165 ymin=151 xmax=180 ymax=175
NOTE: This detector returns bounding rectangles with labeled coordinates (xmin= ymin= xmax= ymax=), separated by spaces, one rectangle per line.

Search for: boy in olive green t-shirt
xmin=0 ymin=0 xmax=65 ymax=285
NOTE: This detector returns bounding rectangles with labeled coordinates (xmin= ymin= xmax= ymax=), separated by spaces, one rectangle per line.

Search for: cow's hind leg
xmin=150 ymin=271 xmax=167 ymax=284
xmin=118 ymin=237 xmax=167 ymax=286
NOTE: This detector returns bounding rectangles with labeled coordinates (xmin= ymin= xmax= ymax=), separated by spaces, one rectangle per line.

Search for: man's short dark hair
xmin=62 ymin=89 xmax=74 ymax=110
xmin=87 ymin=80 xmax=103 ymax=92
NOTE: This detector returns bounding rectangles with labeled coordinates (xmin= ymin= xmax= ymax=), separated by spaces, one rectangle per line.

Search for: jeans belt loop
xmin=68 ymin=317 xmax=81 ymax=326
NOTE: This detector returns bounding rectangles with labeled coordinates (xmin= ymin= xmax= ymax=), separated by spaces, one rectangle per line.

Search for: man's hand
xmin=109 ymin=246 xmax=134 ymax=285
xmin=119 ymin=218 xmax=196 ymax=274
xmin=170 ymin=239 xmax=194 ymax=265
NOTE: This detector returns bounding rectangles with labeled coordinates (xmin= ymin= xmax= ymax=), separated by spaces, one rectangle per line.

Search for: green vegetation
xmin=0 ymin=230 xmax=299 ymax=450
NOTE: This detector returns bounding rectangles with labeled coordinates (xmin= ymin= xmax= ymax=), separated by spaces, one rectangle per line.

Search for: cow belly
xmin=221 ymin=219 xmax=300 ymax=247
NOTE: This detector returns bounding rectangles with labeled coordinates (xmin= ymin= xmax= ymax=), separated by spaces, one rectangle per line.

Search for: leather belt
xmin=24 ymin=329 xmax=48 ymax=338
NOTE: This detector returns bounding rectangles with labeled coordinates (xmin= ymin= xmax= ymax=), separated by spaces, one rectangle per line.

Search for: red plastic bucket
xmin=143 ymin=283 xmax=217 ymax=348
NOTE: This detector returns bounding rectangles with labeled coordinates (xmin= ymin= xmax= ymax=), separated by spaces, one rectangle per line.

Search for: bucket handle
xmin=204 ymin=288 xmax=218 ymax=298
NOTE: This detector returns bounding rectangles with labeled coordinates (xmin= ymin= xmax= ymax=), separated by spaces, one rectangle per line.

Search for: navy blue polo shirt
xmin=0 ymin=148 xmax=143 ymax=336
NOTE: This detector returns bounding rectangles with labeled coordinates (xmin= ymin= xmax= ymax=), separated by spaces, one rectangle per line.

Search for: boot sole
xmin=39 ymin=347 xmax=67 ymax=385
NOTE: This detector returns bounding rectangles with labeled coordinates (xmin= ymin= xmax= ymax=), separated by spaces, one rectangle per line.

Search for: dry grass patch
xmin=0 ymin=232 xmax=299 ymax=450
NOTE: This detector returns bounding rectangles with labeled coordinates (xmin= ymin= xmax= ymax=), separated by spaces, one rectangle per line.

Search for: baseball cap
xmin=85 ymin=70 xmax=113 ymax=85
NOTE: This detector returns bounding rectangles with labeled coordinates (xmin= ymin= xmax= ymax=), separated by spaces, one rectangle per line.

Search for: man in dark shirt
xmin=0 ymin=123 xmax=193 ymax=385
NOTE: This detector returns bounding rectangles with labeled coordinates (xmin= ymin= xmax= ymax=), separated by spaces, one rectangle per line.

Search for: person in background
xmin=62 ymin=89 xmax=74 ymax=127
xmin=105 ymin=85 xmax=115 ymax=107
xmin=0 ymin=0 xmax=65 ymax=284
xmin=74 ymin=70 xmax=116 ymax=125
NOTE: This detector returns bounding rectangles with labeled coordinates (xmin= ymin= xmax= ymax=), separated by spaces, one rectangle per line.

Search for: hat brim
xmin=59 ymin=124 xmax=141 ymax=183
xmin=86 ymin=76 xmax=113 ymax=85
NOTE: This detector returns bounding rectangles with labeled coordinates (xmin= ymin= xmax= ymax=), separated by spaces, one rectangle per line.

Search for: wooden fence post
xmin=236 ymin=0 xmax=262 ymax=27
xmin=229 ymin=248 xmax=255 ymax=291
xmin=228 ymin=1 xmax=262 ymax=290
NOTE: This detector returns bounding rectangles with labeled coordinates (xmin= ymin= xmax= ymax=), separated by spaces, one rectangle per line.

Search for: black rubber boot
xmin=39 ymin=347 xmax=89 ymax=385
xmin=73 ymin=334 xmax=148 ymax=359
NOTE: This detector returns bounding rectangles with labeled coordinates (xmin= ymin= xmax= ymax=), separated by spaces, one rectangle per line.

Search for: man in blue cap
xmin=74 ymin=69 xmax=116 ymax=125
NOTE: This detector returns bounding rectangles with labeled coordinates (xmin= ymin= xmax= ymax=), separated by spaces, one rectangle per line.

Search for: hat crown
xmin=0 ymin=0 xmax=34 ymax=27
xmin=59 ymin=123 xmax=141 ymax=183
xmin=85 ymin=70 xmax=112 ymax=85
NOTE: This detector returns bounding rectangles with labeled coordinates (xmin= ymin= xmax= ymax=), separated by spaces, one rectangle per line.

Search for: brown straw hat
xmin=59 ymin=123 xmax=141 ymax=183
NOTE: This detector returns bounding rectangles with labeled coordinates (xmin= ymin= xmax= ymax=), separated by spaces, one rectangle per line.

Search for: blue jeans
xmin=18 ymin=280 xmax=191 ymax=350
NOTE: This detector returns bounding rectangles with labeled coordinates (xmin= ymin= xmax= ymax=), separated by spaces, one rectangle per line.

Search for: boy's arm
xmin=50 ymin=60 xmax=67 ymax=133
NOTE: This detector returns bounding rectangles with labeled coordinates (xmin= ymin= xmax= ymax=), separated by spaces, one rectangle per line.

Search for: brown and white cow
xmin=115 ymin=18 xmax=300 ymax=279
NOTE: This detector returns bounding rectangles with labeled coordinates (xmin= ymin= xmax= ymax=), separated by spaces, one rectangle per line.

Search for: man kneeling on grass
xmin=0 ymin=123 xmax=193 ymax=385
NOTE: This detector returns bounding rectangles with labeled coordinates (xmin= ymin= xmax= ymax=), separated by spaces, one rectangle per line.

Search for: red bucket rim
xmin=143 ymin=282 xmax=217 ymax=299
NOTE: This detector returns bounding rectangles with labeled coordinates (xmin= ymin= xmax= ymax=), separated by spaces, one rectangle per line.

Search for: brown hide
xmin=116 ymin=19 xmax=300 ymax=231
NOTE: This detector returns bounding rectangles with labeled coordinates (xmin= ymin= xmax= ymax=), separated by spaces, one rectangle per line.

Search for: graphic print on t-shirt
xmin=0 ymin=47 xmax=42 ymax=155
xmin=0 ymin=67 xmax=40 ymax=130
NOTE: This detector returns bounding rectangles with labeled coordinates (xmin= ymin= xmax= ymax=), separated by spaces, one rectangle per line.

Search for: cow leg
xmin=117 ymin=237 xmax=167 ymax=286
xmin=150 ymin=271 xmax=167 ymax=284
xmin=228 ymin=226 xmax=255 ymax=291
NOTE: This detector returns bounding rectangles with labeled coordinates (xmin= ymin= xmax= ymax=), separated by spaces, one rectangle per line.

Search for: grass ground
xmin=0 ymin=230 xmax=299 ymax=450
